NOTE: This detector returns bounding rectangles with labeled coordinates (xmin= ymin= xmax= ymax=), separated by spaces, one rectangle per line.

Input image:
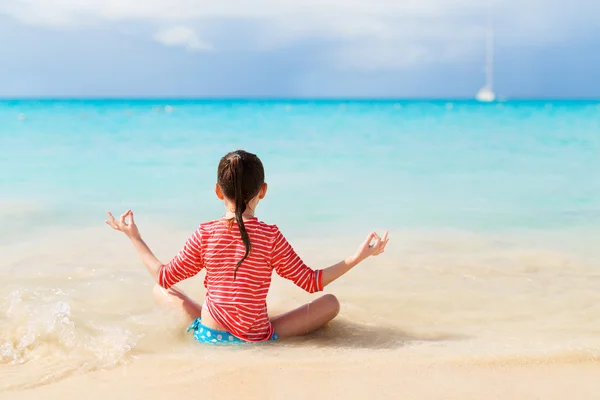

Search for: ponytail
xmin=230 ymin=154 xmax=251 ymax=280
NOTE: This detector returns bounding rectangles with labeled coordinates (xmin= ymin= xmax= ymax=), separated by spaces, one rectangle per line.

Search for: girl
xmin=106 ymin=150 xmax=389 ymax=344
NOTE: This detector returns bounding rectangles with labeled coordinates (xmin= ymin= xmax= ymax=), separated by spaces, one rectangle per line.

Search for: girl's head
xmin=216 ymin=150 xmax=267 ymax=278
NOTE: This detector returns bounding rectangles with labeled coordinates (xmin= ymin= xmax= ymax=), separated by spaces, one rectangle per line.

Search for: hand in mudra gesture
xmin=106 ymin=210 xmax=141 ymax=240
xmin=353 ymin=231 xmax=389 ymax=262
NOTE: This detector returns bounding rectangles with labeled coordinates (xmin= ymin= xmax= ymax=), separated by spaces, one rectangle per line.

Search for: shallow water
xmin=1 ymin=99 xmax=599 ymax=391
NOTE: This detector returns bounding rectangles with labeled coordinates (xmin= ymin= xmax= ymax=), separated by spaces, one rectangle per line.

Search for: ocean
xmin=1 ymin=99 xmax=600 ymax=395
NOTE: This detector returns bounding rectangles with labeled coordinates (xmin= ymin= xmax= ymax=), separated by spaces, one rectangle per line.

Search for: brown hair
xmin=217 ymin=150 xmax=265 ymax=279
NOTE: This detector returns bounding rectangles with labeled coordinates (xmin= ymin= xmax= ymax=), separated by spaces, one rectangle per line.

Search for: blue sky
xmin=1 ymin=0 xmax=599 ymax=98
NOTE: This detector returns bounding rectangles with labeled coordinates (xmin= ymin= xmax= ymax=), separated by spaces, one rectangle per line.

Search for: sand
xmin=4 ymin=357 xmax=600 ymax=400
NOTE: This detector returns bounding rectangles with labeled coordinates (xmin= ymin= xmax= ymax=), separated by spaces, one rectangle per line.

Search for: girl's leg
xmin=270 ymin=294 xmax=341 ymax=339
xmin=153 ymin=284 xmax=202 ymax=324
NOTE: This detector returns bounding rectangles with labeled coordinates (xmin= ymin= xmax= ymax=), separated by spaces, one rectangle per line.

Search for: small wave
xmin=0 ymin=288 xmax=139 ymax=390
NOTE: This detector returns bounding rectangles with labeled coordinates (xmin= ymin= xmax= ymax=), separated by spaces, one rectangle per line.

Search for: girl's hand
xmin=353 ymin=231 xmax=389 ymax=263
xmin=318 ymin=230 xmax=390 ymax=288
xmin=106 ymin=210 xmax=141 ymax=240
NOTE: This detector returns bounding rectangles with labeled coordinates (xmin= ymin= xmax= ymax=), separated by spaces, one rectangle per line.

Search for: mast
xmin=485 ymin=2 xmax=494 ymax=92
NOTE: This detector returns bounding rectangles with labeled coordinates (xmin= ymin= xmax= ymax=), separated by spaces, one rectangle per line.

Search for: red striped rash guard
xmin=158 ymin=217 xmax=323 ymax=342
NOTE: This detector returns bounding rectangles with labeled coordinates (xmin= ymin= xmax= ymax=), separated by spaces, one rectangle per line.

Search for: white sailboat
xmin=476 ymin=5 xmax=496 ymax=102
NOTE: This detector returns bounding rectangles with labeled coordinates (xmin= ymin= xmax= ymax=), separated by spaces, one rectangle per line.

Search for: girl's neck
xmin=223 ymin=210 xmax=255 ymax=220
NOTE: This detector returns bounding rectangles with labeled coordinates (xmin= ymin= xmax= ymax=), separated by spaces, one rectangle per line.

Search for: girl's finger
xmin=120 ymin=211 xmax=129 ymax=226
xmin=380 ymin=239 xmax=388 ymax=250
xmin=107 ymin=212 xmax=117 ymax=223
xmin=363 ymin=232 xmax=375 ymax=248
xmin=129 ymin=210 xmax=135 ymax=224
xmin=105 ymin=220 xmax=119 ymax=230
xmin=372 ymin=233 xmax=382 ymax=249
xmin=375 ymin=234 xmax=388 ymax=254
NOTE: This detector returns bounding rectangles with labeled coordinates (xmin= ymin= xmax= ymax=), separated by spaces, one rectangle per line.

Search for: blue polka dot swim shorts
xmin=186 ymin=318 xmax=278 ymax=345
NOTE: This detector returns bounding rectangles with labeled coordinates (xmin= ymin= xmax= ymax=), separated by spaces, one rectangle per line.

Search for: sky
xmin=1 ymin=0 xmax=599 ymax=98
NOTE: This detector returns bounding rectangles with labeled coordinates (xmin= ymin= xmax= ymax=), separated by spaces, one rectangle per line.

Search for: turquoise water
xmin=1 ymin=99 xmax=600 ymax=236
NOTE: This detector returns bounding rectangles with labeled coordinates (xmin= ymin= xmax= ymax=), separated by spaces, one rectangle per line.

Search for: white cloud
xmin=0 ymin=0 xmax=596 ymax=70
xmin=154 ymin=26 xmax=211 ymax=51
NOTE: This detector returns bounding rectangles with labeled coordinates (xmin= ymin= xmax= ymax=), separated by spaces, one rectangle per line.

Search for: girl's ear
xmin=258 ymin=183 xmax=268 ymax=199
xmin=215 ymin=184 xmax=225 ymax=200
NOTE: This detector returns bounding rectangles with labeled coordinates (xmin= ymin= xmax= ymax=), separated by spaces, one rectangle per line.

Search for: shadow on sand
xmin=280 ymin=318 xmax=468 ymax=350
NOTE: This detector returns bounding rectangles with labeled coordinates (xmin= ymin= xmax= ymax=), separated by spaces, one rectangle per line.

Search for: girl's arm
xmin=106 ymin=210 xmax=163 ymax=283
xmin=106 ymin=210 xmax=204 ymax=288
xmin=321 ymin=231 xmax=388 ymax=287
xmin=272 ymin=229 xmax=388 ymax=292
xmin=129 ymin=236 xmax=164 ymax=283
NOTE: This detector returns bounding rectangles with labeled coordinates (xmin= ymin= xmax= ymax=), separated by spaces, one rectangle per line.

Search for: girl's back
xmin=159 ymin=217 xmax=322 ymax=342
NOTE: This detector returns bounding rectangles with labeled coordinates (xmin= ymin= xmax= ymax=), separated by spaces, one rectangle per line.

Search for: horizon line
xmin=1 ymin=95 xmax=600 ymax=102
